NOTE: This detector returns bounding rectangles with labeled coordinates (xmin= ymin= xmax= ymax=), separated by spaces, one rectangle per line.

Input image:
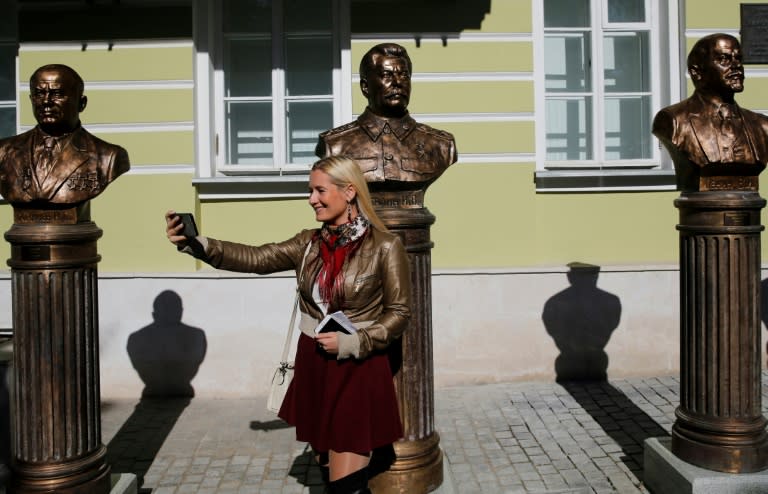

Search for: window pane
xmin=544 ymin=0 xmax=590 ymax=28
xmin=546 ymin=97 xmax=593 ymax=161
xmin=224 ymin=0 xmax=271 ymax=33
xmin=0 ymin=45 xmax=15 ymax=101
xmin=286 ymin=36 xmax=332 ymax=96
xmin=604 ymin=96 xmax=651 ymax=160
xmin=604 ymin=32 xmax=649 ymax=92
xmin=225 ymin=39 xmax=271 ymax=97
xmin=287 ymin=101 xmax=332 ymax=164
xmin=545 ymin=33 xmax=591 ymax=92
xmin=607 ymin=0 xmax=645 ymax=23
xmin=0 ymin=107 xmax=14 ymax=139
xmin=227 ymin=102 xmax=273 ymax=164
xmin=285 ymin=0 xmax=332 ymax=31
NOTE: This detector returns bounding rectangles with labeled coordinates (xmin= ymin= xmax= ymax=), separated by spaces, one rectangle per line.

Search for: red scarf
xmin=314 ymin=225 xmax=367 ymax=311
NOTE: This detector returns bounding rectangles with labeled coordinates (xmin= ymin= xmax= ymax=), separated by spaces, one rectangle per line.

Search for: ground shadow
xmin=250 ymin=419 xmax=292 ymax=432
xmin=107 ymin=290 xmax=207 ymax=491
xmin=542 ymin=262 xmax=621 ymax=381
xmin=542 ymin=263 xmax=668 ymax=480
xmin=561 ymin=381 xmax=669 ymax=480
xmin=105 ymin=397 xmax=192 ymax=492
xmin=0 ymin=347 xmax=10 ymax=479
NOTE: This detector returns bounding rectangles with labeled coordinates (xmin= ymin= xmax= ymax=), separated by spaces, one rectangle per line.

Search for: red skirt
xmin=278 ymin=332 xmax=403 ymax=454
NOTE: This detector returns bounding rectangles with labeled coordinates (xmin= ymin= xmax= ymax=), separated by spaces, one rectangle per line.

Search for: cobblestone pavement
xmin=16 ymin=374 xmax=768 ymax=493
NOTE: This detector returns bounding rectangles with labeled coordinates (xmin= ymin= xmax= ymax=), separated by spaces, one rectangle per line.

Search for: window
xmin=0 ymin=43 xmax=15 ymax=139
xmin=0 ymin=1 xmax=16 ymax=139
xmin=535 ymin=0 xmax=680 ymax=190
xmin=195 ymin=0 xmax=349 ymax=192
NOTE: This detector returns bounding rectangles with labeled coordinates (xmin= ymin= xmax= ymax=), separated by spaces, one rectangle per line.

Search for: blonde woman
xmin=166 ymin=156 xmax=410 ymax=494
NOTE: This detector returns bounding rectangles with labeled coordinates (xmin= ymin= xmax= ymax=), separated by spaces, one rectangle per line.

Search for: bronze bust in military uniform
xmin=316 ymin=43 xmax=457 ymax=195
xmin=316 ymin=43 xmax=457 ymax=492
xmin=0 ymin=64 xmax=130 ymax=210
xmin=653 ymin=34 xmax=768 ymax=192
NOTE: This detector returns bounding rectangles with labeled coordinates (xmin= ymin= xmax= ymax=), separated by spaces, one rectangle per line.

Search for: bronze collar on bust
xmin=356 ymin=108 xmax=417 ymax=142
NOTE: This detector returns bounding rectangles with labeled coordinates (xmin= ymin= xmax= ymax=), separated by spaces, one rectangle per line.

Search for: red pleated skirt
xmin=278 ymin=332 xmax=403 ymax=454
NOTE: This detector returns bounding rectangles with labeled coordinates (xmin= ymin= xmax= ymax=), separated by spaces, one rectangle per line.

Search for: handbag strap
xmin=280 ymin=241 xmax=312 ymax=363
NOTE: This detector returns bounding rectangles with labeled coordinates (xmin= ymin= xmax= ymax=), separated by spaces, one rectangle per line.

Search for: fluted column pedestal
xmin=367 ymin=190 xmax=442 ymax=494
xmin=673 ymin=191 xmax=768 ymax=473
xmin=5 ymin=206 xmax=110 ymax=493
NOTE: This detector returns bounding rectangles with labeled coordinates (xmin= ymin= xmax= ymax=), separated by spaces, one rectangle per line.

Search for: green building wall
xmin=0 ymin=1 xmax=763 ymax=273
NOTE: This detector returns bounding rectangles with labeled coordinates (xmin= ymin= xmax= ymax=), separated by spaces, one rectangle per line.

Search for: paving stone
xmin=84 ymin=373 xmax=768 ymax=493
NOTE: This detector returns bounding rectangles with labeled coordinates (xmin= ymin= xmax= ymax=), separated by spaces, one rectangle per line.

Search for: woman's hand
xmin=165 ymin=210 xmax=189 ymax=248
xmin=315 ymin=332 xmax=339 ymax=355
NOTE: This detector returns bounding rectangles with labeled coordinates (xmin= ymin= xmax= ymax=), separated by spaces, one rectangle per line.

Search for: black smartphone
xmin=176 ymin=213 xmax=198 ymax=238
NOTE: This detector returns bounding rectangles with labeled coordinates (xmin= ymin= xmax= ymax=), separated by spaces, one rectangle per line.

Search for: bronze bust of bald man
xmin=316 ymin=43 xmax=457 ymax=192
xmin=653 ymin=34 xmax=768 ymax=192
xmin=0 ymin=64 xmax=130 ymax=207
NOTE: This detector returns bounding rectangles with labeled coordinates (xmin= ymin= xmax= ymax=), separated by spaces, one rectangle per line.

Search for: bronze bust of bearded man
xmin=653 ymin=33 xmax=768 ymax=192
xmin=0 ymin=64 xmax=130 ymax=207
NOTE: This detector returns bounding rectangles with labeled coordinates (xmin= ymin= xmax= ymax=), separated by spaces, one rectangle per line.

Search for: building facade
xmin=0 ymin=0 xmax=764 ymax=398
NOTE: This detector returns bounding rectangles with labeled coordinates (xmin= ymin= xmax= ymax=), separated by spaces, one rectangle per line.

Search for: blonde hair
xmin=311 ymin=156 xmax=388 ymax=232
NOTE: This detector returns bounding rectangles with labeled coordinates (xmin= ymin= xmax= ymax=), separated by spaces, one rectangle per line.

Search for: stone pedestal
xmin=5 ymin=207 xmax=110 ymax=493
xmin=672 ymin=191 xmax=768 ymax=473
xmin=645 ymin=437 xmax=768 ymax=494
xmin=367 ymin=190 xmax=442 ymax=494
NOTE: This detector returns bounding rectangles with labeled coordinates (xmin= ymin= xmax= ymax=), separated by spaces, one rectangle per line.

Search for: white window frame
xmin=0 ymin=41 xmax=17 ymax=139
xmin=193 ymin=0 xmax=352 ymax=199
xmin=0 ymin=0 xmax=17 ymax=139
xmin=534 ymin=0 xmax=682 ymax=191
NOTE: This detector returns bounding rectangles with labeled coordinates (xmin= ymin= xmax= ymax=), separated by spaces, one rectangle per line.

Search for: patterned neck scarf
xmin=315 ymin=214 xmax=370 ymax=310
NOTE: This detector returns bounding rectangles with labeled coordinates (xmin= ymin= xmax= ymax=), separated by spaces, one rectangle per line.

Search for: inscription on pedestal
xmin=20 ymin=245 xmax=50 ymax=261
xmin=14 ymin=208 xmax=80 ymax=225
xmin=700 ymin=176 xmax=758 ymax=191
xmin=724 ymin=212 xmax=750 ymax=226
xmin=371 ymin=191 xmax=424 ymax=209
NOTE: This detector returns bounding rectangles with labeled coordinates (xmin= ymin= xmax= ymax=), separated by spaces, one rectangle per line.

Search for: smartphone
xmin=176 ymin=213 xmax=199 ymax=238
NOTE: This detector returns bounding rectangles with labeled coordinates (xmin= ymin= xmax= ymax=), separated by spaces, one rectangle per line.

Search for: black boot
xmin=328 ymin=467 xmax=370 ymax=494
xmin=319 ymin=464 xmax=330 ymax=484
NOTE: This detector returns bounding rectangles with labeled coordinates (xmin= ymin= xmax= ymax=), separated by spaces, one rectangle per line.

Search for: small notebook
xmin=315 ymin=310 xmax=358 ymax=335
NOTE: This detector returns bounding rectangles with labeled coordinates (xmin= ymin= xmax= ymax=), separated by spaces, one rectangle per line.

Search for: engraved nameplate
xmin=724 ymin=212 xmax=750 ymax=226
xmin=20 ymin=245 xmax=51 ymax=261
xmin=370 ymin=189 xmax=426 ymax=209
xmin=13 ymin=208 xmax=79 ymax=224
xmin=700 ymin=176 xmax=758 ymax=191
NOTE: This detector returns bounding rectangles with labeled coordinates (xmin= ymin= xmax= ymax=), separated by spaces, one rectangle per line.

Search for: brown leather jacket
xmin=201 ymin=228 xmax=411 ymax=359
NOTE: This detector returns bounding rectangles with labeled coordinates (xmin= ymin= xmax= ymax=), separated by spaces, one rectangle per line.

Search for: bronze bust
xmin=0 ymin=64 xmax=130 ymax=207
xmin=316 ymin=43 xmax=457 ymax=192
xmin=653 ymin=34 xmax=768 ymax=192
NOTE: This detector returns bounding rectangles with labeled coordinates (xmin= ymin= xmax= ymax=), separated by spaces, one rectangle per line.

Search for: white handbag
xmin=267 ymin=242 xmax=311 ymax=414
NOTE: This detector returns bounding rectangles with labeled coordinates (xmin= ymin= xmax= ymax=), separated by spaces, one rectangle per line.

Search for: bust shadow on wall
xmin=106 ymin=290 xmax=207 ymax=491
xmin=542 ymin=262 xmax=621 ymax=382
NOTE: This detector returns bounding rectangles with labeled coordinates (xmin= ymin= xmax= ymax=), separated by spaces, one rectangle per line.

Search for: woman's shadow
xmin=106 ymin=290 xmax=207 ymax=491
xmin=542 ymin=263 xmax=668 ymax=479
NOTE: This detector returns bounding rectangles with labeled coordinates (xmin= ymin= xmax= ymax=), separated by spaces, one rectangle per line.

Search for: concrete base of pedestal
xmin=644 ymin=437 xmax=768 ymax=494
xmin=432 ymin=449 xmax=456 ymax=494
xmin=110 ymin=473 xmax=137 ymax=494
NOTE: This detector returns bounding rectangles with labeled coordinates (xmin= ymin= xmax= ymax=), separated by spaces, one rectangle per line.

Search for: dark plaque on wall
xmin=741 ymin=3 xmax=768 ymax=63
